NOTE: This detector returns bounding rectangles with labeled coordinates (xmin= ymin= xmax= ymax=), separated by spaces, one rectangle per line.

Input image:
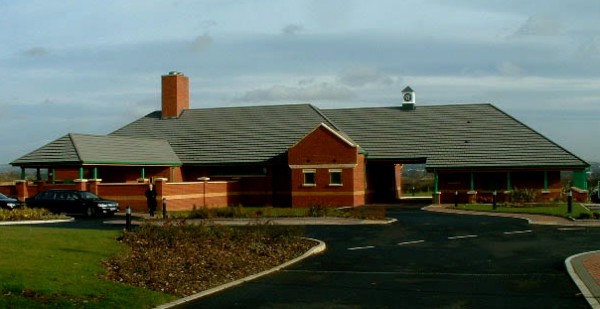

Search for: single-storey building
xmin=9 ymin=72 xmax=590 ymax=208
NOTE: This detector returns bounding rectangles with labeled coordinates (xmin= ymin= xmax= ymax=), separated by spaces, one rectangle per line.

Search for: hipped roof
xmin=12 ymin=134 xmax=181 ymax=167
xmin=322 ymin=104 xmax=588 ymax=169
xmin=14 ymin=103 xmax=589 ymax=170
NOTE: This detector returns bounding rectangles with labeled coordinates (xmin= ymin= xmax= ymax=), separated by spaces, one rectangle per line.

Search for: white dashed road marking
xmin=503 ymin=230 xmax=533 ymax=235
xmin=348 ymin=246 xmax=375 ymax=251
xmin=558 ymin=227 xmax=586 ymax=231
xmin=397 ymin=240 xmax=426 ymax=246
xmin=448 ymin=234 xmax=478 ymax=240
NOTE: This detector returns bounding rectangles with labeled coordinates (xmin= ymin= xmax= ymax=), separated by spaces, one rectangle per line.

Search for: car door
xmin=43 ymin=191 xmax=58 ymax=212
xmin=64 ymin=191 xmax=81 ymax=214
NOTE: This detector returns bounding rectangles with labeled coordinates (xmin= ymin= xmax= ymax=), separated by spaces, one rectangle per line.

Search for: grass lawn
xmin=455 ymin=202 xmax=593 ymax=218
xmin=0 ymin=226 xmax=176 ymax=308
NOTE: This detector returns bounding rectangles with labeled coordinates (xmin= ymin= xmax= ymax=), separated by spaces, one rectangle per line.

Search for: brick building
xmin=10 ymin=72 xmax=590 ymax=208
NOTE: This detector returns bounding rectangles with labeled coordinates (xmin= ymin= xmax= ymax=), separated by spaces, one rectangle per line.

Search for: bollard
xmin=492 ymin=190 xmax=497 ymax=210
xmin=125 ymin=206 xmax=132 ymax=231
xmin=568 ymin=190 xmax=573 ymax=213
xmin=162 ymin=198 xmax=167 ymax=219
xmin=454 ymin=191 xmax=459 ymax=208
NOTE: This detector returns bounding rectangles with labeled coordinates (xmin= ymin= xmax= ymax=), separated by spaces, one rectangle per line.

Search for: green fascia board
xmin=82 ymin=161 xmax=182 ymax=166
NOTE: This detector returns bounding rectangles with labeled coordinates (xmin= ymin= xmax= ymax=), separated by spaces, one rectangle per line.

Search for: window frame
xmin=329 ymin=169 xmax=343 ymax=186
xmin=302 ymin=169 xmax=316 ymax=187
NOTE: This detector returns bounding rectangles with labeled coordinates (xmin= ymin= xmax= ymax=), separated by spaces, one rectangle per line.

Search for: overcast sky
xmin=1 ymin=0 xmax=599 ymax=165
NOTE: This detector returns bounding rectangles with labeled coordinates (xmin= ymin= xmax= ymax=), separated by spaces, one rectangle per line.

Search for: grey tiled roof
xmin=16 ymin=103 xmax=588 ymax=170
xmin=110 ymin=104 xmax=339 ymax=165
xmin=322 ymin=104 xmax=588 ymax=169
xmin=12 ymin=134 xmax=181 ymax=166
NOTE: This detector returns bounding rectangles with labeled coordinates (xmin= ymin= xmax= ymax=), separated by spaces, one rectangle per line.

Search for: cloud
xmin=496 ymin=61 xmax=523 ymax=76
xmin=514 ymin=16 xmax=562 ymax=36
xmin=189 ymin=34 xmax=213 ymax=53
xmin=21 ymin=47 xmax=51 ymax=57
xmin=237 ymin=79 xmax=355 ymax=102
xmin=282 ymin=24 xmax=304 ymax=36
xmin=337 ymin=67 xmax=397 ymax=87
xmin=578 ymin=36 xmax=600 ymax=58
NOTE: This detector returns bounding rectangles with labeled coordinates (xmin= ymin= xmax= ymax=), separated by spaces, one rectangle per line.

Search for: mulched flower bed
xmin=104 ymin=221 xmax=315 ymax=296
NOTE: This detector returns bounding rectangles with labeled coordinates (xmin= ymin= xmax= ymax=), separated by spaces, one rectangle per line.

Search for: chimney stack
xmin=161 ymin=71 xmax=189 ymax=119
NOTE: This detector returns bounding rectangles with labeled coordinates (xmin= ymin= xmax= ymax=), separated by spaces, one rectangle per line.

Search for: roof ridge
xmin=67 ymin=133 xmax=84 ymax=163
xmin=321 ymin=102 xmax=493 ymax=110
xmin=308 ymin=104 xmax=343 ymax=131
xmin=183 ymin=103 xmax=314 ymax=112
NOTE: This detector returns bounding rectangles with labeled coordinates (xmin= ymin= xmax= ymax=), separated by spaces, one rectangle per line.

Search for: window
xmin=329 ymin=169 xmax=343 ymax=186
xmin=303 ymin=169 xmax=316 ymax=186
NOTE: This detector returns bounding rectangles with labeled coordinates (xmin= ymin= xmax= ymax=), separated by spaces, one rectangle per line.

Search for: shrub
xmin=340 ymin=206 xmax=387 ymax=220
xmin=510 ymin=187 xmax=539 ymax=204
xmin=308 ymin=204 xmax=327 ymax=217
xmin=187 ymin=205 xmax=212 ymax=219
xmin=0 ymin=207 xmax=65 ymax=221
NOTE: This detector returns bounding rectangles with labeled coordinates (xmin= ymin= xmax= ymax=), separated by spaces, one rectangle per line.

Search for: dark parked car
xmin=26 ymin=190 xmax=119 ymax=217
xmin=0 ymin=193 xmax=22 ymax=210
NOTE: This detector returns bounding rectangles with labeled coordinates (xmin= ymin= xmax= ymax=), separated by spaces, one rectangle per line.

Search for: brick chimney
xmin=161 ymin=71 xmax=189 ymax=119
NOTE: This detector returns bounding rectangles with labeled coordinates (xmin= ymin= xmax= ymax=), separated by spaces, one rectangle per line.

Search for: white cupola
xmin=401 ymin=86 xmax=415 ymax=111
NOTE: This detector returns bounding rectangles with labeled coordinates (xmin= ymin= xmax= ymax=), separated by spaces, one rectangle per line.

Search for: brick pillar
xmin=74 ymin=179 xmax=88 ymax=191
xmin=433 ymin=192 xmax=441 ymax=205
xmin=572 ymin=187 xmax=589 ymax=202
xmin=467 ymin=191 xmax=477 ymax=204
xmin=15 ymin=180 xmax=29 ymax=202
xmin=89 ymin=179 xmax=102 ymax=195
xmin=394 ymin=164 xmax=403 ymax=199
xmin=154 ymin=178 xmax=168 ymax=200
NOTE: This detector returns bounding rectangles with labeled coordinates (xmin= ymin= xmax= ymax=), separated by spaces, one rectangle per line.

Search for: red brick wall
xmin=179 ymin=165 xmax=280 ymax=206
xmin=288 ymin=125 xmax=364 ymax=208
xmin=55 ymin=168 xmax=81 ymax=182
xmin=9 ymin=180 xmax=243 ymax=211
xmin=156 ymin=181 xmax=241 ymax=211
xmin=288 ymin=126 xmax=358 ymax=166
xmin=353 ymin=154 xmax=367 ymax=205
xmin=161 ymin=73 xmax=189 ymax=118
xmin=0 ymin=184 xmax=17 ymax=197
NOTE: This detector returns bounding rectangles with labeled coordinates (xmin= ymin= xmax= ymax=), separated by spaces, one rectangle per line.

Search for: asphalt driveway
xmin=178 ymin=203 xmax=598 ymax=308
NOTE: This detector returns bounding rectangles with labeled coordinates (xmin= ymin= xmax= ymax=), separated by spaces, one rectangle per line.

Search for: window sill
xmin=328 ymin=184 xmax=343 ymax=187
xmin=303 ymin=184 xmax=316 ymax=187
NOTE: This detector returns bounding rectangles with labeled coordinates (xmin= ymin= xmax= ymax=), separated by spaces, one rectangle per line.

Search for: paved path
xmin=106 ymin=214 xmax=396 ymax=226
xmin=425 ymin=205 xmax=600 ymax=308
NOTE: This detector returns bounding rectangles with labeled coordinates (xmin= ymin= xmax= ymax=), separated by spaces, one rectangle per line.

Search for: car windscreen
xmin=79 ymin=191 xmax=101 ymax=200
xmin=0 ymin=193 xmax=8 ymax=199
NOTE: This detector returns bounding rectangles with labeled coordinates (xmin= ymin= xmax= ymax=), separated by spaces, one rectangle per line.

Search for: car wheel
xmin=86 ymin=207 xmax=96 ymax=217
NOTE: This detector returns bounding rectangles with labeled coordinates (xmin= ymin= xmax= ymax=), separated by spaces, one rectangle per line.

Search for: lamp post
xmin=125 ymin=206 xmax=132 ymax=231
xmin=568 ymin=189 xmax=573 ymax=213
xmin=198 ymin=177 xmax=210 ymax=207
xmin=454 ymin=191 xmax=459 ymax=208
